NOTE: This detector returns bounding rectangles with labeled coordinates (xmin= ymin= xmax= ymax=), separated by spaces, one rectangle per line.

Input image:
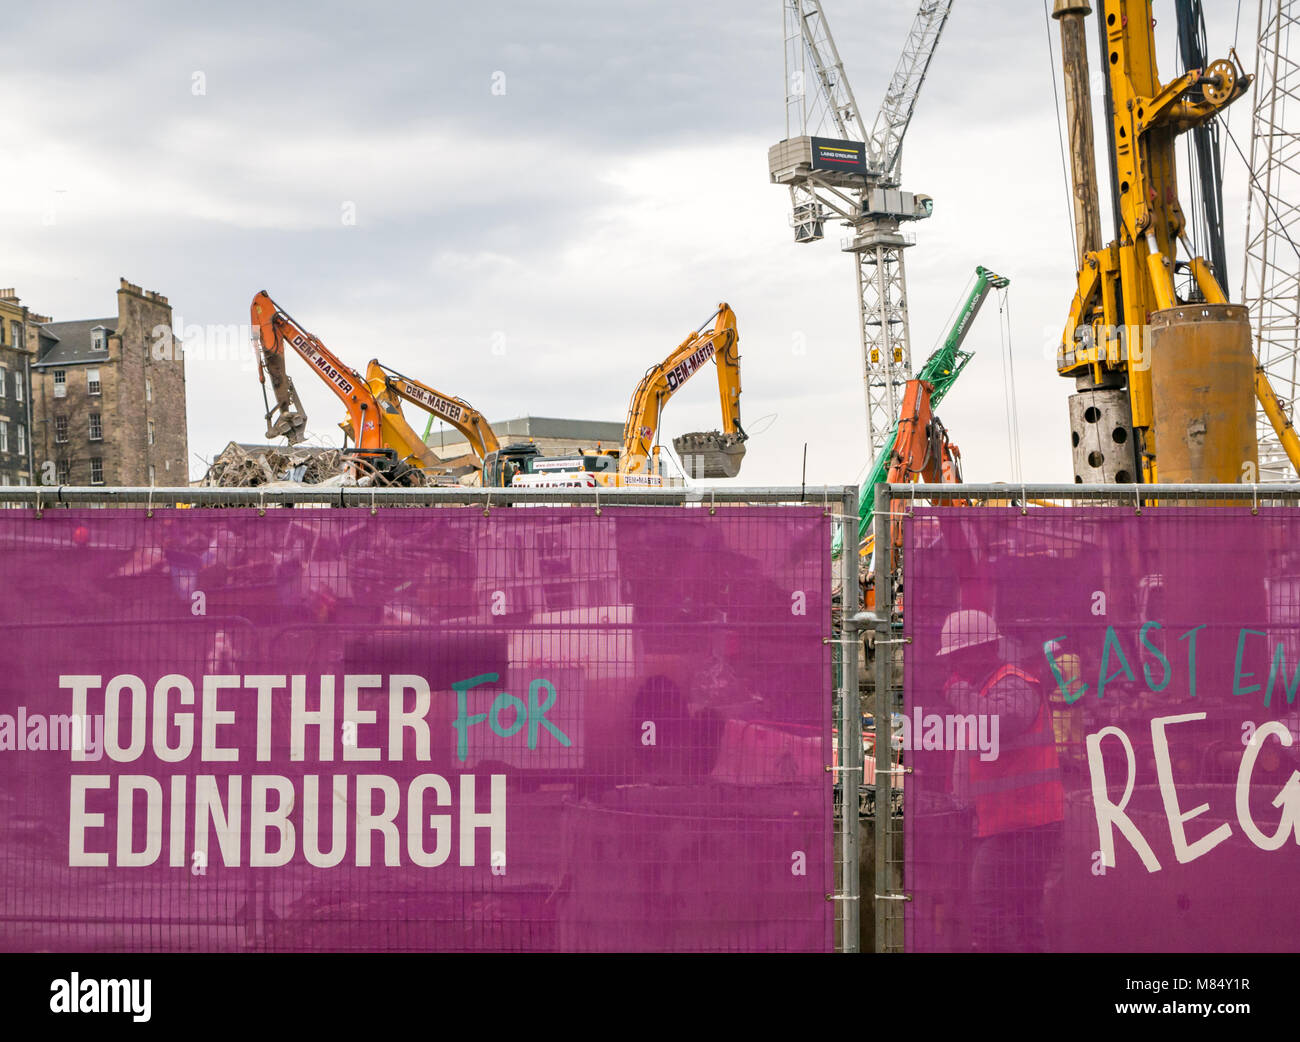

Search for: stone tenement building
xmin=0 ymin=291 xmax=36 ymax=484
xmin=30 ymin=279 xmax=188 ymax=486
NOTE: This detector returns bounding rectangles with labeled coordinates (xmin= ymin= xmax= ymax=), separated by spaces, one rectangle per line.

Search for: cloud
xmin=3 ymin=0 xmax=1265 ymax=488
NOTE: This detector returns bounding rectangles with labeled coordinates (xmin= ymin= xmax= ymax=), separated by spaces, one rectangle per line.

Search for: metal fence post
xmin=873 ymin=481 xmax=897 ymax=953
xmin=839 ymin=484 xmax=862 ymax=952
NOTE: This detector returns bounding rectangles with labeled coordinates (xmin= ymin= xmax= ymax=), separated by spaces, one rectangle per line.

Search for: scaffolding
xmin=1243 ymin=0 xmax=1300 ymax=480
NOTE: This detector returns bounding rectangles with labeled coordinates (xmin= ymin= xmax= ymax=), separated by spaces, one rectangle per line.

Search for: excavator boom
xmin=250 ymin=291 xmax=384 ymax=452
xmin=851 ymin=266 xmax=1008 ymax=547
xmin=367 ymin=361 xmax=501 ymax=463
xmin=622 ymin=303 xmax=745 ymax=480
xmin=483 ymin=302 xmax=745 ymax=487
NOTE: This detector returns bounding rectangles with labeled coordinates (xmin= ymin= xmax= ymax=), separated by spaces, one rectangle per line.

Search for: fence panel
xmin=895 ymin=486 xmax=1300 ymax=953
xmin=0 ymin=495 xmax=840 ymax=953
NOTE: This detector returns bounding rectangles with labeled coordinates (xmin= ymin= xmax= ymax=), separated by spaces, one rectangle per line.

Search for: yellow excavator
xmin=349 ymin=361 xmax=500 ymax=483
xmin=483 ymin=303 xmax=746 ymax=488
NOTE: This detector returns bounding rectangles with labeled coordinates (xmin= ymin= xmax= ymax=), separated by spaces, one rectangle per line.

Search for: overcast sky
xmin=0 ymin=0 xmax=1262 ymax=486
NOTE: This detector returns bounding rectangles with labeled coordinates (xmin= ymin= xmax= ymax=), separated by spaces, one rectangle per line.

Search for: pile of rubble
xmin=201 ymin=443 xmax=352 ymax=488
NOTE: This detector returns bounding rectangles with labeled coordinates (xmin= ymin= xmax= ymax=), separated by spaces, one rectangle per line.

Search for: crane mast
xmin=770 ymin=0 xmax=952 ymax=466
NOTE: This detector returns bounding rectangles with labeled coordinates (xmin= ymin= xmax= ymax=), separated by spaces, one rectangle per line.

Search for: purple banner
xmin=905 ymin=506 xmax=1300 ymax=953
xmin=0 ymin=507 xmax=832 ymax=952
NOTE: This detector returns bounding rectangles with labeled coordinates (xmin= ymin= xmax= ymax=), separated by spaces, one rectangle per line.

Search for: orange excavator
xmin=883 ymin=379 xmax=965 ymax=555
xmin=851 ymin=267 xmax=1009 ymax=608
xmin=251 ymin=290 xmax=421 ymax=484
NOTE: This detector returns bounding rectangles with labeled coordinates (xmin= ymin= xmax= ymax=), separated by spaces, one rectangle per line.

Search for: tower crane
xmin=769 ymin=0 xmax=953 ymax=465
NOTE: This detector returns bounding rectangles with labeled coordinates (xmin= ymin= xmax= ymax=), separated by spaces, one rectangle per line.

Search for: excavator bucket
xmin=268 ymin=409 xmax=308 ymax=445
xmin=261 ymin=357 xmax=309 ymax=445
xmin=673 ymin=431 xmax=746 ymax=479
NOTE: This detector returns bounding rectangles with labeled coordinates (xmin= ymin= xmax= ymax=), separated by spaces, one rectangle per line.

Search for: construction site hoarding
xmin=0 ymin=505 xmax=833 ymax=953
xmin=904 ymin=505 xmax=1300 ymax=952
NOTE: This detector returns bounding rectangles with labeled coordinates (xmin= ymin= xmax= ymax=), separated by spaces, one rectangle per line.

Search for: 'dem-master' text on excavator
xmin=251 ymin=290 xmax=427 ymax=485
xmin=363 ymin=361 xmax=501 ymax=481
xmin=482 ymin=303 xmax=746 ymax=488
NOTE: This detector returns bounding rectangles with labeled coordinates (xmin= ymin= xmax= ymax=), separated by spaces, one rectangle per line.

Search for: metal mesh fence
xmin=875 ymin=482 xmax=1300 ymax=953
xmin=0 ymin=485 xmax=858 ymax=953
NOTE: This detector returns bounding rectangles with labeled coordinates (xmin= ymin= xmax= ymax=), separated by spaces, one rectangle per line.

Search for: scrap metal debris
xmin=200 ymin=443 xmax=353 ymax=487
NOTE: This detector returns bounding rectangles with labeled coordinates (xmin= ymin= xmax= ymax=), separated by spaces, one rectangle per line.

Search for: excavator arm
xmin=366 ymin=361 xmax=501 ymax=462
xmin=885 ymin=377 xmax=966 ymax=554
xmin=622 ymin=303 xmax=746 ymax=479
xmin=250 ymin=291 xmax=383 ymax=451
xmin=849 ymin=265 xmax=1007 ymax=552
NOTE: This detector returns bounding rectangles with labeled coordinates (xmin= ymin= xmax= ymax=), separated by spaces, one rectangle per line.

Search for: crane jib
xmin=292 ymin=334 xmax=355 ymax=396
xmin=399 ymin=381 xmax=464 ymax=423
xmin=665 ymin=342 xmax=716 ymax=392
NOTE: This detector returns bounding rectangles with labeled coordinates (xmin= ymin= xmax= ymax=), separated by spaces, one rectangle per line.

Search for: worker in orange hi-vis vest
xmin=937 ymin=609 xmax=1065 ymax=953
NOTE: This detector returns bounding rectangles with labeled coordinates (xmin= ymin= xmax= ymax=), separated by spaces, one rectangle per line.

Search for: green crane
xmin=843 ymin=265 xmax=1010 ymax=552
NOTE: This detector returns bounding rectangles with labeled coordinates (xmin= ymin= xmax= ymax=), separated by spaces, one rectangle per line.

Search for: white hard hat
xmin=937 ymin=610 xmax=1000 ymax=656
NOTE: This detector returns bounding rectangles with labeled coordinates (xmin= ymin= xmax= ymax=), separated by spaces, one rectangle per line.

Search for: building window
xmin=0 ymin=366 xmax=6 ymax=398
xmin=53 ymin=369 xmax=66 ymax=398
xmin=57 ymin=459 xmax=70 ymax=484
xmin=89 ymin=413 xmax=102 ymax=441
xmin=14 ymin=372 xmax=21 ymax=403
xmin=145 ymin=378 xmax=152 ymax=402
xmin=8 ymin=322 xmax=19 ymax=347
xmin=90 ymin=458 xmax=103 ymax=485
xmin=86 ymin=369 xmax=100 ymax=396
xmin=0 ymin=422 xmax=8 ymax=453
xmin=91 ymin=328 xmax=108 ymax=352
xmin=16 ymin=425 xmax=24 ymax=456
xmin=147 ymin=421 xmax=155 ymax=446
xmin=54 ymin=416 xmax=68 ymax=443
xmin=148 ymin=464 xmax=155 ymax=485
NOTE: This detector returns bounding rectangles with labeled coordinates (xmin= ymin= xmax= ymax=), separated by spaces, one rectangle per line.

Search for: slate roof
xmin=32 ymin=318 xmax=116 ymax=368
